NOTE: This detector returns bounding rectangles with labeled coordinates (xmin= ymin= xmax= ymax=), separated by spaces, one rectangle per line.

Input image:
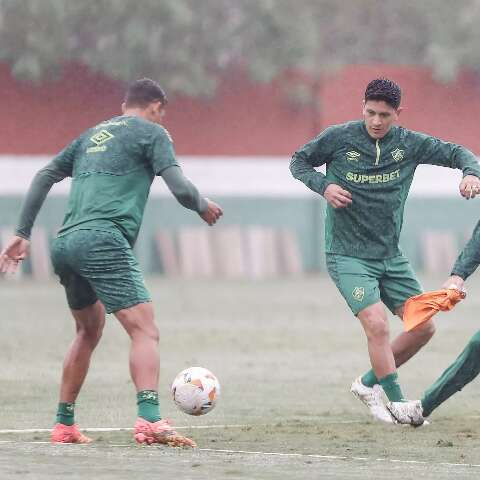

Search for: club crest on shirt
xmin=391 ymin=148 xmax=405 ymax=162
xmin=352 ymin=287 xmax=365 ymax=302
xmin=346 ymin=151 xmax=361 ymax=162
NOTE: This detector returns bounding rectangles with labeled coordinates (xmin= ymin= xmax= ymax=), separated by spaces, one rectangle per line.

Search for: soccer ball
xmin=171 ymin=367 xmax=220 ymax=416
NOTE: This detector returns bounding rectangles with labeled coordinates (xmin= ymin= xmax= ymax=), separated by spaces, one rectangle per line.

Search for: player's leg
xmin=386 ymin=255 xmax=435 ymax=366
xmin=391 ymin=307 xmax=435 ymax=368
xmin=385 ymin=326 xmax=479 ymax=425
xmin=358 ymin=304 xmax=425 ymax=427
xmin=357 ymin=302 xmax=404 ymax=402
xmin=360 ymin=254 xmax=433 ymax=387
xmin=421 ymin=330 xmax=480 ymax=417
xmin=52 ymin=301 xmax=105 ymax=444
xmin=326 ymin=255 xmax=399 ymax=422
xmin=114 ymin=302 xmax=160 ymax=417
xmin=50 ymin=234 xmax=104 ymax=443
xmin=114 ymin=302 xmax=194 ymax=447
xmin=77 ymin=230 xmax=195 ymax=447
xmin=59 ymin=301 xmax=105 ymax=408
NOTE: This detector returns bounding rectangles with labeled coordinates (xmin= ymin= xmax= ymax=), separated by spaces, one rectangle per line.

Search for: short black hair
xmin=364 ymin=78 xmax=401 ymax=109
xmin=124 ymin=78 xmax=167 ymax=108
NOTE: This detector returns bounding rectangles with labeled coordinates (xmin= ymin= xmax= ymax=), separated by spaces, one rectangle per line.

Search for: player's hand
xmin=459 ymin=175 xmax=480 ymax=200
xmin=0 ymin=235 xmax=30 ymax=274
xmin=199 ymin=199 xmax=223 ymax=226
xmin=323 ymin=184 xmax=352 ymax=209
xmin=442 ymin=275 xmax=465 ymax=293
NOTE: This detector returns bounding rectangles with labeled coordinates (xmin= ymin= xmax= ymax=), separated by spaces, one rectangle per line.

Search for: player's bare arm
xmin=323 ymin=184 xmax=352 ymax=209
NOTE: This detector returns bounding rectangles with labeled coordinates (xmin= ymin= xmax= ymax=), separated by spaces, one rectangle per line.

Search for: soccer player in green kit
xmin=290 ymin=78 xmax=480 ymax=425
xmin=0 ymin=78 xmax=222 ymax=446
xmin=389 ymin=216 xmax=480 ymax=423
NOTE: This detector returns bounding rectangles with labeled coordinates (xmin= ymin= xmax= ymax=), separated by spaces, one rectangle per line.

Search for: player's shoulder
xmin=315 ymin=121 xmax=360 ymax=140
xmin=324 ymin=120 xmax=361 ymax=132
xmin=396 ymin=125 xmax=435 ymax=145
xmin=326 ymin=120 xmax=364 ymax=137
xmin=155 ymin=123 xmax=174 ymax=143
xmin=127 ymin=117 xmax=174 ymax=143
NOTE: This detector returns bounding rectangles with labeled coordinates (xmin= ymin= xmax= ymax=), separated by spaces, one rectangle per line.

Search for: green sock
xmin=137 ymin=390 xmax=161 ymax=422
xmin=56 ymin=402 xmax=75 ymax=426
xmin=361 ymin=369 xmax=379 ymax=387
xmin=379 ymin=372 xmax=405 ymax=402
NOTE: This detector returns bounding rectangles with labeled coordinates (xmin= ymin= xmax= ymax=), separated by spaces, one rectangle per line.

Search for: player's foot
xmin=350 ymin=376 xmax=395 ymax=423
xmin=134 ymin=418 xmax=196 ymax=447
xmin=386 ymin=400 xmax=425 ymax=426
xmin=51 ymin=423 xmax=93 ymax=444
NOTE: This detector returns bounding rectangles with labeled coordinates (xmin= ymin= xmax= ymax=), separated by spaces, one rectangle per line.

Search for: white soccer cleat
xmin=386 ymin=400 xmax=425 ymax=426
xmin=350 ymin=377 xmax=395 ymax=424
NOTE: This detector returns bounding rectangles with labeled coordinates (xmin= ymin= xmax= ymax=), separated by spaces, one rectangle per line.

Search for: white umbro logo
xmin=346 ymin=151 xmax=361 ymax=162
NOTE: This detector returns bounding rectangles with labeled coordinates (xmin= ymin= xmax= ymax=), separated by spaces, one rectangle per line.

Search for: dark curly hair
xmin=124 ymin=78 xmax=167 ymax=108
xmin=364 ymin=78 xmax=401 ymax=109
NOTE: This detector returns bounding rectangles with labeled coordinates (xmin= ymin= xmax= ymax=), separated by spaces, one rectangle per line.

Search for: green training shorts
xmin=326 ymin=253 xmax=422 ymax=316
xmin=51 ymin=229 xmax=151 ymax=314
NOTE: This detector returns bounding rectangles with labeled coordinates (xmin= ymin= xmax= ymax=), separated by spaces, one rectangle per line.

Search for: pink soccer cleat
xmin=134 ymin=418 xmax=196 ymax=447
xmin=51 ymin=423 xmax=93 ymax=444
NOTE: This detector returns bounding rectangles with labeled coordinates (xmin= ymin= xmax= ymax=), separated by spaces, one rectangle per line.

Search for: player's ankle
xmin=56 ymin=402 xmax=75 ymax=426
xmin=137 ymin=390 xmax=161 ymax=422
xmin=361 ymin=370 xmax=378 ymax=388
xmin=378 ymin=372 xmax=405 ymax=402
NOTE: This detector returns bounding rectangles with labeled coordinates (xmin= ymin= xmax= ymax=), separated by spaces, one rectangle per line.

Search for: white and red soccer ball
xmin=171 ymin=367 xmax=220 ymax=416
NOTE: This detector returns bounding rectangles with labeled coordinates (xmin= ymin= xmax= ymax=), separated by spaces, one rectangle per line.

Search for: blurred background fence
xmin=1 ymin=157 xmax=476 ymax=278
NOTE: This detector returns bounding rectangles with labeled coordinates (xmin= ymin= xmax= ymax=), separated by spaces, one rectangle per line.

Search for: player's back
xmin=57 ymin=115 xmax=177 ymax=246
xmin=73 ymin=116 xmax=154 ymax=176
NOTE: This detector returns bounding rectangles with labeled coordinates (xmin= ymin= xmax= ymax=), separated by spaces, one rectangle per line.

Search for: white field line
xmin=0 ymin=440 xmax=478 ymax=469
xmin=0 ymin=424 xmax=260 ymax=434
xmin=0 ymin=424 xmax=274 ymax=434
xmin=0 ymin=420 xmax=362 ymax=435
xmin=199 ymin=448 xmax=480 ymax=469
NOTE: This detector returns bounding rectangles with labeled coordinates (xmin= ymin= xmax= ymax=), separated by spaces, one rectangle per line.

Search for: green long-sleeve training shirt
xmin=15 ymin=115 xmax=207 ymax=246
xmin=451 ymin=221 xmax=480 ymax=280
xmin=290 ymin=120 xmax=480 ymax=259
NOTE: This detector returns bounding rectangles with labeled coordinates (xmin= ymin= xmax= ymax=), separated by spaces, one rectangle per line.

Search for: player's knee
xmin=78 ymin=320 xmax=104 ymax=348
xmin=116 ymin=307 xmax=159 ymax=343
xmin=413 ymin=319 xmax=436 ymax=344
xmin=136 ymin=318 xmax=159 ymax=343
xmin=358 ymin=306 xmax=389 ymax=340
xmin=370 ymin=324 xmax=389 ymax=341
xmin=363 ymin=317 xmax=390 ymax=341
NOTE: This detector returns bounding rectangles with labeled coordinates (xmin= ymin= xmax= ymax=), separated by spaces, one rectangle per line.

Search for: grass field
xmin=1 ymin=275 xmax=480 ymax=479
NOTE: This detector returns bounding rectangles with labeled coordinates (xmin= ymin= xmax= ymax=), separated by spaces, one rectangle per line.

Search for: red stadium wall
xmin=2 ymin=62 xmax=480 ymax=156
